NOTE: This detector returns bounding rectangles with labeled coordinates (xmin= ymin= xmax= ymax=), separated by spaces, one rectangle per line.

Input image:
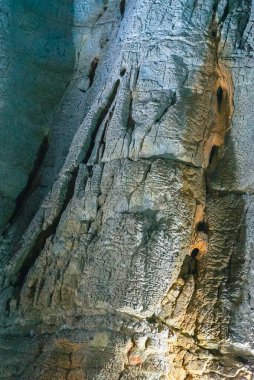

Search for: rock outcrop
xmin=0 ymin=0 xmax=254 ymax=379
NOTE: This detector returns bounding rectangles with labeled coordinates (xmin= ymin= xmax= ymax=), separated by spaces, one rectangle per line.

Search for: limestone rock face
xmin=0 ymin=0 xmax=254 ymax=379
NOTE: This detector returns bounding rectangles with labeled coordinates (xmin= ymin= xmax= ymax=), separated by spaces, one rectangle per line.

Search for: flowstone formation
xmin=0 ymin=1 xmax=254 ymax=379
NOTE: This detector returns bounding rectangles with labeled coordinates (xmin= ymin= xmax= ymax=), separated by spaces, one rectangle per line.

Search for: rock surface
xmin=0 ymin=0 xmax=254 ymax=379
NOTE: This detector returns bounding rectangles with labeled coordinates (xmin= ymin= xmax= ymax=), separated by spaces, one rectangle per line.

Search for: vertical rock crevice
xmin=4 ymin=136 xmax=49 ymax=230
xmin=5 ymin=78 xmax=121 ymax=312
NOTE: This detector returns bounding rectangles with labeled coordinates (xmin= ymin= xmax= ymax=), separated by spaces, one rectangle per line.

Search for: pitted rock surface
xmin=0 ymin=0 xmax=254 ymax=379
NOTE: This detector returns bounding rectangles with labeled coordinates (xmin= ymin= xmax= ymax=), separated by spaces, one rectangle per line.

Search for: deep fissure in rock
xmin=126 ymin=93 xmax=135 ymax=132
xmin=10 ymin=80 xmax=122 ymax=302
xmin=12 ymin=166 xmax=79 ymax=306
xmin=217 ymin=86 xmax=223 ymax=112
xmin=120 ymin=0 xmax=125 ymax=16
xmin=8 ymin=136 xmax=49 ymax=227
xmin=191 ymin=248 xmax=199 ymax=259
xmin=83 ymin=80 xmax=120 ymax=164
xmin=220 ymin=1 xmax=229 ymax=25
xmin=88 ymin=58 xmax=99 ymax=88
xmin=209 ymin=145 xmax=219 ymax=165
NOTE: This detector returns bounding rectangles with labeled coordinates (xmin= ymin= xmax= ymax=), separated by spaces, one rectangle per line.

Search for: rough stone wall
xmin=0 ymin=0 xmax=254 ymax=379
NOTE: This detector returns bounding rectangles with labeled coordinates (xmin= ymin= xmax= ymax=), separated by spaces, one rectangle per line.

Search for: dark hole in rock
xmin=170 ymin=92 xmax=177 ymax=106
xmin=120 ymin=68 xmax=126 ymax=76
xmin=209 ymin=145 xmax=219 ymax=165
xmin=236 ymin=356 xmax=249 ymax=365
xmin=146 ymin=314 xmax=157 ymax=324
xmin=88 ymin=57 xmax=99 ymax=88
xmin=208 ymin=348 xmax=221 ymax=356
xmin=217 ymin=86 xmax=223 ymax=112
xmin=190 ymin=257 xmax=198 ymax=274
xmin=212 ymin=2 xmax=218 ymax=13
xmin=191 ymin=248 xmax=199 ymax=259
xmin=211 ymin=29 xmax=217 ymax=38
xmin=120 ymin=0 xmax=125 ymax=16
xmin=196 ymin=221 xmax=209 ymax=234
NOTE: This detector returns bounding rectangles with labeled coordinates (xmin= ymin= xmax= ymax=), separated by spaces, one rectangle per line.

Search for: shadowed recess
xmin=0 ymin=0 xmax=76 ymax=232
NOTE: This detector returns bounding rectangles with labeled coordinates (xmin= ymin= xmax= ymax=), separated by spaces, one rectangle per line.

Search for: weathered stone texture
xmin=0 ymin=0 xmax=254 ymax=379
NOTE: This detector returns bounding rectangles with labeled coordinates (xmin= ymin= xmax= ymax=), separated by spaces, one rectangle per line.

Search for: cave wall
xmin=0 ymin=0 xmax=254 ymax=379
xmin=0 ymin=0 xmax=119 ymax=232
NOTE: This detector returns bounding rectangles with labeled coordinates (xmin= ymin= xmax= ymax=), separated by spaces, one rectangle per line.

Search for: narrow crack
xmin=120 ymin=0 xmax=125 ymax=17
xmin=83 ymin=79 xmax=120 ymax=164
xmin=11 ymin=167 xmax=79 ymax=307
xmin=3 ymin=136 xmax=49 ymax=232
xmin=88 ymin=57 xmax=99 ymax=88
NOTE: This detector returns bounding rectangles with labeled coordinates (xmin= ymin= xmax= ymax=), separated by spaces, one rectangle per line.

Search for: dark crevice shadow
xmin=217 ymin=86 xmax=223 ymax=112
xmin=7 ymin=136 xmax=49 ymax=227
xmin=12 ymin=166 xmax=79 ymax=307
xmin=8 ymin=79 xmax=121 ymax=309
xmin=120 ymin=0 xmax=126 ymax=16
xmin=0 ymin=0 xmax=76 ymax=258
xmin=196 ymin=221 xmax=209 ymax=234
xmin=88 ymin=57 xmax=99 ymax=88
xmin=82 ymin=79 xmax=120 ymax=164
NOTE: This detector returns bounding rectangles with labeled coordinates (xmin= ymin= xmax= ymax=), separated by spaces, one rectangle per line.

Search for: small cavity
xmin=120 ymin=68 xmax=126 ymax=76
xmin=191 ymin=248 xmax=199 ymax=259
xmin=217 ymin=86 xmax=223 ymax=112
xmin=236 ymin=356 xmax=249 ymax=365
xmin=88 ymin=58 xmax=99 ymax=88
xmin=196 ymin=221 xmax=209 ymax=234
xmin=120 ymin=0 xmax=125 ymax=16
xmin=212 ymin=1 xmax=218 ymax=13
xmin=146 ymin=314 xmax=157 ymax=324
xmin=209 ymin=348 xmax=221 ymax=356
xmin=209 ymin=145 xmax=219 ymax=165
xmin=211 ymin=29 xmax=217 ymax=38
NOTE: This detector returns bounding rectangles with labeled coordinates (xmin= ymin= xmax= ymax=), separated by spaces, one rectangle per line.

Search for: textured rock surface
xmin=0 ymin=0 xmax=254 ymax=379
